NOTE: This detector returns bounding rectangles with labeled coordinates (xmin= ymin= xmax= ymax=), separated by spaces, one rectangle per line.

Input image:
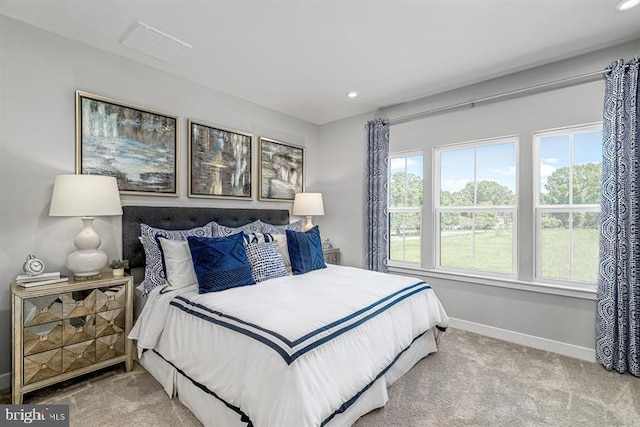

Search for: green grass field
xmin=390 ymin=228 xmax=599 ymax=282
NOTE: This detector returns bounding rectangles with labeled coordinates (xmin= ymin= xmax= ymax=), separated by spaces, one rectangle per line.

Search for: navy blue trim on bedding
xmin=152 ymin=350 xmax=253 ymax=427
xmin=169 ymin=300 xmax=292 ymax=361
xmin=289 ymin=285 xmax=431 ymax=363
xmin=174 ymin=280 xmax=428 ymax=347
xmin=169 ymin=281 xmax=432 ymax=364
xmin=151 ymin=330 xmax=437 ymax=427
xmin=320 ymin=330 xmax=430 ymax=426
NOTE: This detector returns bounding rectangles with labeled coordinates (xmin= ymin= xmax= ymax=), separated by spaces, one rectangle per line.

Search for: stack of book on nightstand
xmin=15 ymin=272 xmax=69 ymax=287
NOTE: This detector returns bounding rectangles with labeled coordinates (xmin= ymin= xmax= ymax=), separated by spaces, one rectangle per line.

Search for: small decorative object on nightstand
xmin=11 ymin=273 xmax=134 ymax=404
xmin=323 ymin=247 xmax=341 ymax=265
xmin=108 ymin=259 xmax=129 ymax=277
xmin=23 ymin=254 xmax=45 ymax=276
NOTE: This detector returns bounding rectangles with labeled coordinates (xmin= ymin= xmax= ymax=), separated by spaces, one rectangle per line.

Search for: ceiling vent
xmin=120 ymin=21 xmax=192 ymax=63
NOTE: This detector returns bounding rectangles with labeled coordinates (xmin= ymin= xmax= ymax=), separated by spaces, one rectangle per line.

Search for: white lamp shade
xmin=292 ymin=193 xmax=325 ymax=216
xmin=49 ymin=174 xmax=123 ymax=217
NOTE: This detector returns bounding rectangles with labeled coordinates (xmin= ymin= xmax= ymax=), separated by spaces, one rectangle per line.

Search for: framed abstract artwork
xmin=188 ymin=120 xmax=253 ymax=199
xmin=75 ymin=91 xmax=179 ymax=196
xmin=259 ymin=137 xmax=304 ymax=201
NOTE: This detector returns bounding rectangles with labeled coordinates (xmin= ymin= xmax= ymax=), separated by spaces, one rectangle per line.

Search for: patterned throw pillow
xmin=286 ymin=226 xmax=327 ymax=275
xmin=243 ymin=232 xmax=276 ymax=245
xmin=245 ymin=242 xmax=288 ymax=282
xmin=140 ymin=223 xmax=211 ymax=295
xmin=210 ymin=220 xmax=262 ymax=238
xmin=258 ymin=220 xmax=304 ymax=234
xmin=187 ymin=233 xmax=255 ymax=293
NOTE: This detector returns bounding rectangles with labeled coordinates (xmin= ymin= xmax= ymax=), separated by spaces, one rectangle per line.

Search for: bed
xmin=124 ymin=206 xmax=448 ymax=427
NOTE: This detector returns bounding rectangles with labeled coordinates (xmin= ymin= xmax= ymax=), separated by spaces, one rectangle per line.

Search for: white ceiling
xmin=2 ymin=0 xmax=640 ymax=125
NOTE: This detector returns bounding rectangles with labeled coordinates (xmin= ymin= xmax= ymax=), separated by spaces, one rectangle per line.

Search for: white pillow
xmin=158 ymin=238 xmax=198 ymax=289
xmin=272 ymin=234 xmax=292 ymax=273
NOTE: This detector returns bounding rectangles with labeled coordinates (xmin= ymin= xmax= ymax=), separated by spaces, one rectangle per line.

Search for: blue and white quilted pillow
xmin=258 ymin=220 xmax=304 ymax=234
xmin=210 ymin=220 xmax=262 ymax=237
xmin=140 ymin=223 xmax=211 ymax=295
xmin=245 ymin=242 xmax=288 ymax=283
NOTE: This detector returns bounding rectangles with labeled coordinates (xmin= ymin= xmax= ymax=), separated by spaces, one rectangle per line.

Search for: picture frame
xmin=259 ymin=137 xmax=304 ymax=201
xmin=75 ymin=91 xmax=179 ymax=196
xmin=188 ymin=120 xmax=253 ymax=199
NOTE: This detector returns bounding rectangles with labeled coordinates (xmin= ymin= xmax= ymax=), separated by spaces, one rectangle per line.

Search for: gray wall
xmin=0 ymin=16 xmax=320 ymax=385
xmin=315 ymin=39 xmax=640 ymax=356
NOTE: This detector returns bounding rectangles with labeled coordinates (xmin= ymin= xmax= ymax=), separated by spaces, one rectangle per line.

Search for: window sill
xmin=388 ymin=264 xmax=596 ymax=300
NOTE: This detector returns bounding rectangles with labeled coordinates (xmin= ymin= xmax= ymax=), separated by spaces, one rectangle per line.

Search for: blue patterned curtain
xmin=596 ymin=58 xmax=640 ymax=377
xmin=365 ymin=118 xmax=390 ymax=273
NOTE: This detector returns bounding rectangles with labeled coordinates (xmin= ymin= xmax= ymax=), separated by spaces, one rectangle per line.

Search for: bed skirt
xmin=138 ymin=328 xmax=438 ymax=427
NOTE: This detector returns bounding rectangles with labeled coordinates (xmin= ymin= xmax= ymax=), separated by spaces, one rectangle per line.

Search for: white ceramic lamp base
xmin=66 ymin=217 xmax=108 ymax=278
xmin=302 ymin=216 xmax=314 ymax=232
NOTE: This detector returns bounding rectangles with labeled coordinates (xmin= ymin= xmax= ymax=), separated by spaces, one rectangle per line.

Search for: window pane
xmin=407 ymin=155 xmax=424 ymax=207
xmin=539 ymin=135 xmax=570 ymax=205
xmin=573 ymin=131 xmax=602 ymax=205
xmin=389 ymin=157 xmax=406 ymax=208
xmin=390 ymin=212 xmax=421 ymax=263
xmin=440 ymin=148 xmax=474 ymax=206
xmin=476 ymin=143 xmax=516 ymax=206
xmin=573 ymin=212 xmax=599 ymax=282
xmin=389 ymin=155 xmax=423 ymax=208
xmin=475 ymin=212 xmax=513 ymax=274
xmin=540 ymin=213 xmax=570 ymax=280
xmin=440 ymin=212 xmax=473 ymax=269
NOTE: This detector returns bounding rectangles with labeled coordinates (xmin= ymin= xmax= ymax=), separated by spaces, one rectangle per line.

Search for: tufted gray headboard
xmin=122 ymin=205 xmax=290 ymax=284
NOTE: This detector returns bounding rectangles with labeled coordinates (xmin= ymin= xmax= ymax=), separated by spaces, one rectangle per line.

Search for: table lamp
xmin=49 ymin=174 xmax=123 ymax=278
xmin=292 ymin=192 xmax=324 ymax=231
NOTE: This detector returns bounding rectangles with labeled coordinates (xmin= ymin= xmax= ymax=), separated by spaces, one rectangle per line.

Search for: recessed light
xmin=615 ymin=0 xmax=640 ymax=11
xmin=346 ymin=91 xmax=358 ymax=99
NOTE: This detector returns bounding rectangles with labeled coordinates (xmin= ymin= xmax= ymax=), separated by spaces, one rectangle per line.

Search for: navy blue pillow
xmin=187 ymin=233 xmax=255 ymax=293
xmin=286 ymin=226 xmax=327 ymax=275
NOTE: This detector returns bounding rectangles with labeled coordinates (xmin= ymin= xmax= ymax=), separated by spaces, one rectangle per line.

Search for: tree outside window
xmin=436 ymin=139 xmax=517 ymax=275
xmin=388 ymin=153 xmax=423 ymax=264
xmin=535 ymin=124 xmax=602 ymax=284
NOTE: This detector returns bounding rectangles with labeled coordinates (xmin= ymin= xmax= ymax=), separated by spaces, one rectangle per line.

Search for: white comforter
xmin=129 ymin=265 xmax=448 ymax=427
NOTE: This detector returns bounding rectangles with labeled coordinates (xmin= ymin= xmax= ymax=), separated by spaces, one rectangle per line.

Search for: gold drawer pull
xmin=40 ymin=363 xmax=47 ymax=369
xmin=76 ymin=354 xmax=83 ymax=359
xmin=39 ymin=307 xmax=49 ymax=314
xmin=76 ymin=301 xmax=84 ymax=307
xmin=109 ymin=345 xmax=114 ymax=350
xmin=108 ymin=320 xmax=114 ymax=326
xmin=39 ymin=336 xmax=48 ymax=342
xmin=76 ymin=327 xmax=84 ymax=333
xmin=109 ymin=295 xmax=115 ymax=301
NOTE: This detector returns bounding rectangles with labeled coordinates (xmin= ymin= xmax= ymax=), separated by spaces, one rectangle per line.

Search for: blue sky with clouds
xmin=390 ymin=129 xmax=601 ymax=194
xmin=390 ymin=154 xmax=423 ymax=178
xmin=538 ymin=130 xmax=601 ymax=192
xmin=438 ymin=130 xmax=601 ymax=193
xmin=440 ymin=141 xmax=516 ymax=192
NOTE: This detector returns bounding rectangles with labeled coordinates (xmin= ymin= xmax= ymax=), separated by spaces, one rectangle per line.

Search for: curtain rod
xmin=388 ymin=69 xmax=605 ymax=126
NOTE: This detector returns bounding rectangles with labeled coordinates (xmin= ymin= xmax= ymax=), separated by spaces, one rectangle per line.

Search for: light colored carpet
xmin=2 ymin=328 xmax=639 ymax=426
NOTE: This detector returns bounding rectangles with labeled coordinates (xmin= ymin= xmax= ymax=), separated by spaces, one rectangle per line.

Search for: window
xmin=388 ymin=153 xmax=423 ymax=264
xmin=435 ymin=138 xmax=517 ymax=275
xmin=534 ymin=124 xmax=602 ymax=284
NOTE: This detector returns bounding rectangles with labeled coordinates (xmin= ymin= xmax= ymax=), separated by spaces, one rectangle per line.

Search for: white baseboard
xmin=0 ymin=371 xmax=10 ymax=391
xmin=448 ymin=317 xmax=596 ymax=362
